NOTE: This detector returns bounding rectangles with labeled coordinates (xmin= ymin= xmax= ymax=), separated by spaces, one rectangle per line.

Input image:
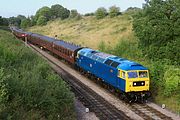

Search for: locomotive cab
xmin=117 ymin=63 xmax=150 ymax=102
xmin=118 ymin=70 xmax=150 ymax=92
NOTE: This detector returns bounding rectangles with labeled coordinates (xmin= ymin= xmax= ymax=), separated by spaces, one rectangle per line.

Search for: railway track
xmin=28 ymin=43 xmax=131 ymax=120
xmin=27 ymin=43 xmax=177 ymax=120
xmin=129 ymin=104 xmax=173 ymax=120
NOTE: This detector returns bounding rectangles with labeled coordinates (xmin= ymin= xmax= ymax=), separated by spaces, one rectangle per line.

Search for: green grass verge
xmin=0 ymin=29 xmax=76 ymax=119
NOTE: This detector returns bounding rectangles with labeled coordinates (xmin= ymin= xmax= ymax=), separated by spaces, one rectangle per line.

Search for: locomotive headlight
xmin=133 ymin=82 xmax=136 ymax=86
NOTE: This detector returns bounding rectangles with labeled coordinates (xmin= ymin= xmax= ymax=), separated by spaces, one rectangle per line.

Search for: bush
xmin=163 ymin=67 xmax=180 ymax=97
xmin=70 ymin=9 xmax=79 ymax=18
xmin=20 ymin=18 xmax=31 ymax=28
xmin=109 ymin=6 xmax=120 ymax=18
xmin=37 ymin=16 xmax=47 ymax=26
xmin=133 ymin=0 xmax=180 ymax=65
xmin=0 ymin=30 xmax=75 ymax=119
xmin=95 ymin=7 xmax=107 ymax=19
xmin=84 ymin=13 xmax=94 ymax=16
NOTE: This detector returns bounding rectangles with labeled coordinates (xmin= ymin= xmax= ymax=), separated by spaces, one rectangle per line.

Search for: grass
xmin=0 ymin=29 xmax=76 ymax=119
xmin=28 ymin=14 xmax=134 ymax=49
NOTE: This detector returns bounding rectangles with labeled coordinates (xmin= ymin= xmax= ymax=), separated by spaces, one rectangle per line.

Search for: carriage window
xmin=139 ymin=71 xmax=148 ymax=78
xmin=128 ymin=71 xmax=138 ymax=78
xmin=104 ymin=60 xmax=113 ymax=65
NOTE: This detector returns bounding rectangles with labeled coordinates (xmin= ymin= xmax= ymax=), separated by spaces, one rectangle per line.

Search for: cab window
xmin=118 ymin=70 xmax=126 ymax=79
xmin=122 ymin=72 xmax=126 ymax=79
xmin=139 ymin=71 xmax=148 ymax=78
xmin=128 ymin=71 xmax=138 ymax=78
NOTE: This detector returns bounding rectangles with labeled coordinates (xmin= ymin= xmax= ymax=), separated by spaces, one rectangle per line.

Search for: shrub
xmin=95 ymin=7 xmax=107 ymax=19
xmin=84 ymin=13 xmax=94 ymax=16
xmin=37 ymin=16 xmax=47 ymax=26
xmin=0 ymin=30 xmax=75 ymax=119
xmin=70 ymin=9 xmax=79 ymax=18
xmin=163 ymin=67 xmax=180 ymax=97
xmin=20 ymin=18 xmax=31 ymax=28
xmin=109 ymin=5 xmax=120 ymax=18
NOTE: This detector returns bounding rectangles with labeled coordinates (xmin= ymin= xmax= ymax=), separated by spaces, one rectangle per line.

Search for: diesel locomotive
xmin=11 ymin=27 xmax=151 ymax=102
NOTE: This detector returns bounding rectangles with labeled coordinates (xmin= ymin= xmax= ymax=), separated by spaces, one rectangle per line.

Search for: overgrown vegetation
xmin=133 ymin=0 xmax=180 ymax=65
xmin=0 ymin=29 xmax=76 ymax=119
xmin=96 ymin=0 xmax=180 ymax=113
xmin=95 ymin=7 xmax=108 ymax=19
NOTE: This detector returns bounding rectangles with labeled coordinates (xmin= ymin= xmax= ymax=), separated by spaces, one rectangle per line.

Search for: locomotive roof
xmin=54 ymin=40 xmax=82 ymax=51
xmin=78 ymin=48 xmax=148 ymax=70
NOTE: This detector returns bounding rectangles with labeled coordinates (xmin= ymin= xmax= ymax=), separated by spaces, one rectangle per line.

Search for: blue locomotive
xmin=76 ymin=48 xmax=150 ymax=102
xmin=11 ymin=27 xmax=150 ymax=102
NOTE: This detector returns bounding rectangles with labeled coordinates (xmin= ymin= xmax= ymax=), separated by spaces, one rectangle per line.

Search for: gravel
xmin=74 ymin=99 xmax=99 ymax=120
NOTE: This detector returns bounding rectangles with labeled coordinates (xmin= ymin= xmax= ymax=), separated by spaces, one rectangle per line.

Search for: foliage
xmin=95 ymin=7 xmax=107 ymax=19
xmin=20 ymin=18 xmax=31 ymax=28
xmin=0 ymin=68 xmax=10 ymax=104
xmin=124 ymin=7 xmax=141 ymax=15
xmin=133 ymin=0 xmax=180 ymax=65
xmin=163 ymin=67 xmax=180 ymax=96
xmin=0 ymin=30 xmax=75 ymax=119
xmin=51 ymin=4 xmax=70 ymax=20
xmin=29 ymin=15 xmax=36 ymax=26
xmin=51 ymin=4 xmax=63 ymax=19
xmin=35 ymin=6 xmax=51 ymax=22
xmin=84 ymin=13 xmax=94 ymax=16
xmin=109 ymin=5 xmax=120 ymax=18
xmin=8 ymin=15 xmax=26 ymax=27
xmin=0 ymin=16 xmax=8 ymax=26
xmin=17 ymin=15 xmax=26 ymax=21
xmin=70 ymin=9 xmax=79 ymax=18
xmin=8 ymin=17 xmax=21 ymax=26
xmin=37 ymin=16 xmax=47 ymax=26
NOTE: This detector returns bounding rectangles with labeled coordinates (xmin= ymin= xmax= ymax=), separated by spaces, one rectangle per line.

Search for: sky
xmin=0 ymin=0 xmax=145 ymax=18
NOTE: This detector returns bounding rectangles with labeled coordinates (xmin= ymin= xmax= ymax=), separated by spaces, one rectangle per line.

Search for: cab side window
xmin=118 ymin=70 xmax=126 ymax=79
xmin=122 ymin=71 xmax=126 ymax=79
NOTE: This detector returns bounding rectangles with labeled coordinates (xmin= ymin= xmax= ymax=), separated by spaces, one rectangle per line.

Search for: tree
xmin=0 ymin=16 xmax=8 ymax=26
xmin=133 ymin=0 xmax=180 ymax=65
xmin=50 ymin=4 xmax=70 ymax=20
xmin=17 ymin=15 xmax=26 ymax=21
xmin=109 ymin=5 xmax=120 ymax=18
xmin=51 ymin=4 xmax=63 ymax=19
xmin=37 ymin=16 xmax=47 ymax=26
xmin=20 ymin=18 xmax=31 ymax=28
xmin=95 ymin=7 xmax=107 ymax=19
xmin=59 ymin=7 xmax=70 ymax=20
xmin=35 ymin=6 xmax=51 ymax=22
xmin=8 ymin=17 xmax=21 ymax=26
xmin=30 ymin=15 xmax=36 ymax=26
xmin=70 ymin=9 xmax=79 ymax=18
xmin=84 ymin=12 xmax=94 ymax=16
